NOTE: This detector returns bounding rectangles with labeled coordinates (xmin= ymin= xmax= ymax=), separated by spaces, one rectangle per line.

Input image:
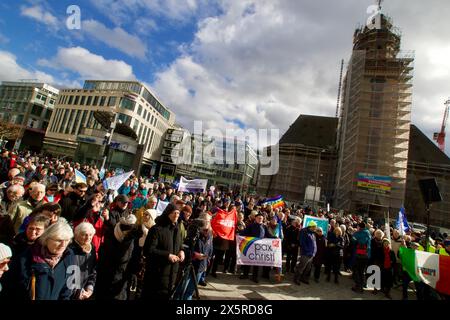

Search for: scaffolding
xmin=335 ymin=14 xmax=414 ymax=216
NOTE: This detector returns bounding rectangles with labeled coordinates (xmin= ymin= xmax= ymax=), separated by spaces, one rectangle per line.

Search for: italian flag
xmin=399 ymin=247 xmax=450 ymax=295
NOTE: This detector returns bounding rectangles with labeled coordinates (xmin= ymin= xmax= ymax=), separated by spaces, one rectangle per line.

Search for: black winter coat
xmin=3 ymin=243 xmax=74 ymax=300
xmin=313 ymin=235 xmax=327 ymax=266
xmin=142 ymin=214 xmax=184 ymax=300
xmin=60 ymin=192 xmax=85 ymax=222
xmin=95 ymin=226 xmax=140 ymax=300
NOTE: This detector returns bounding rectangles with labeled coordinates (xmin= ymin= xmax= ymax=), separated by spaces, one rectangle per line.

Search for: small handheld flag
xmin=74 ymin=169 xmax=87 ymax=183
xmin=396 ymin=207 xmax=410 ymax=236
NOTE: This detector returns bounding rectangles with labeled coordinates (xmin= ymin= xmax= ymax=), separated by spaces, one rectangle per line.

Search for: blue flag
xmin=396 ymin=207 xmax=410 ymax=236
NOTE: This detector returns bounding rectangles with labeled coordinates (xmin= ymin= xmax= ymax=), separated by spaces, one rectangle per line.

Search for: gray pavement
xmin=198 ymin=269 xmax=416 ymax=300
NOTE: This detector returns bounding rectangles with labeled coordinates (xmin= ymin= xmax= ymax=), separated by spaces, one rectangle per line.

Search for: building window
xmin=137 ymin=105 xmax=143 ymax=116
xmin=71 ymin=110 xmax=82 ymax=135
xmin=80 ymin=96 xmax=86 ymax=105
xmin=143 ymin=109 xmax=147 ymax=121
xmin=74 ymin=96 xmax=80 ymax=105
xmin=108 ymin=96 xmax=116 ymax=107
xmin=16 ymin=114 xmax=24 ymax=125
xmin=79 ymin=110 xmax=88 ymax=131
xmin=64 ymin=110 xmax=74 ymax=134
xmin=44 ymin=109 xmax=52 ymax=120
xmin=59 ymin=110 xmax=69 ymax=133
xmin=68 ymin=96 xmax=74 ymax=104
xmin=31 ymin=104 xmax=44 ymax=116
xmin=43 ymin=121 xmax=49 ymax=131
xmin=86 ymin=96 xmax=92 ymax=106
xmin=118 ymin=113 xmax=131 ymax=126
xmin=100 ymin=96 xmax=106 ymax=106
xmin=93 ymin=96 xmax=99 ymax=106
xmin=120 ymin=98 xmax=135 ymax=111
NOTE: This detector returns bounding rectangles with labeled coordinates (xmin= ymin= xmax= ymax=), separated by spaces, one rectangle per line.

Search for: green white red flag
xmin=399 ymin=247 xmax=450 ymax=295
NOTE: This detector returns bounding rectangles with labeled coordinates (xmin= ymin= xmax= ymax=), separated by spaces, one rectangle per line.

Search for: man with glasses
xmin=104 ymin=194 xmax=132 ymax=238
xmin=60 ymin=182 xmax=88 ymax=223
xmin=11 ymin=183 xmax=46 ymax=234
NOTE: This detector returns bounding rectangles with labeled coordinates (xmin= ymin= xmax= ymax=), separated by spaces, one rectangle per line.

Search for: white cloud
xmin=38 ymin=46 xmax=136 ymax=80
xmin=83 ymin=19 xmax=148 ymax=60
xmin=0 ymin=50 xmax=55 ymax=83
xmin=90 ymin=0 xmax=218 ymax=26
xmin=20 ymin=5 xmax=59 ymax=29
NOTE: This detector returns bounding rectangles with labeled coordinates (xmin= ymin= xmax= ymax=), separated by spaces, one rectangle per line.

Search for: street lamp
xmin=312 ymin=148 xmax=326 ymax=211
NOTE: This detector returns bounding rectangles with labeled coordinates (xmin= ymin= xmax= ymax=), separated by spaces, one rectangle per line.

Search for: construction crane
xmin=433 ymin=99 xmax=450 ymax=152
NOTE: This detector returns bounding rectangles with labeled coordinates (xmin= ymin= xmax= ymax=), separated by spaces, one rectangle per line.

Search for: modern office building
xmin=0 ymin=81 xmax=59 ymax=151
xmin=43 ymin=80 xmax=175 ymax=174
xmin=166 ymin=131 xmax=259 ymax=192
xmin=334 ymin=13 xmax=414 ymax=217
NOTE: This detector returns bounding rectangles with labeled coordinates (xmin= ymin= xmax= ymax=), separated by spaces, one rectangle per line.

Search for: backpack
xmin=355 ymin=243 xmax=368 ymax=256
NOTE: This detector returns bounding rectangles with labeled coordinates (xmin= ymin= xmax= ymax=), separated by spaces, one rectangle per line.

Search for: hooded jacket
xmin=352 ymin=229 xmax=372 ymax=258
xmin=142 ymin=203 xmax=184 ymax=300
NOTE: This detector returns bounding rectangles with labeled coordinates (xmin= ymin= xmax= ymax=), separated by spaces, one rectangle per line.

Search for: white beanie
xmin=0 ymin=243 xmax=12 ymax=261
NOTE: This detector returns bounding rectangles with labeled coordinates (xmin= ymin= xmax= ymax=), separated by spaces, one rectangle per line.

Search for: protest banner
xmin=236 ymin=236 xmax=282 ymax=268
xmin=178 ymin=176 xmax=208 ymax=193
xmin=156 ymin=200 xmax=169 ymax=216
xmin=211 ymin=208 xmax=237 ymax=241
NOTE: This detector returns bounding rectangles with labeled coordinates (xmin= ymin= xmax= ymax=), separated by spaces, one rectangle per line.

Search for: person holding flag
xmin=210 ymin=199 xmax=235 ymax=278
xmin=267 ymin=213 xmax=284 ymax=282
xmin=239 ymin=212 xmax=272 ymax=283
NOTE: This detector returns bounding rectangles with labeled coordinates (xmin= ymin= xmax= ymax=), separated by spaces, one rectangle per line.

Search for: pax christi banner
xmin=400 ymin=247 xmax=450 ymax=295
xmin=211 ymin=208 xmax=237 ymax=241
xmin=236 ymin=236 xmax=282 ymax=268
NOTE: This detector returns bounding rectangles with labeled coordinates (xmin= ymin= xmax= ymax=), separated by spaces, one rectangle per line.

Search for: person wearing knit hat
xmin=0 ymin=243 xmax=12 ymax=279
xmin=294 ymin=218 xmax=317 ymax=285
xmin=95 ymin=212 xmax=140 ymax=300
xmin=141 ymin=202 xmax=184 ymax=300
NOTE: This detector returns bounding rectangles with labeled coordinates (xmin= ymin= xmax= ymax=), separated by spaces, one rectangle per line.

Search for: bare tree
xmin=0 ymin=120 xmax=20 ymax=140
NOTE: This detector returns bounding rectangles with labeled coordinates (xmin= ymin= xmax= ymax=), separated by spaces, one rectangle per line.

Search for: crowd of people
xmin=0 ymin=148 xmax=449 ymax=301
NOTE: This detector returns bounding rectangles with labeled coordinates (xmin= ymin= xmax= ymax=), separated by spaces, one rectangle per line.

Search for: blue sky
xmin=0 ymin=0 xmax=219 ymax=85
xmin=1 ymin=0 xmax=450 ymax=155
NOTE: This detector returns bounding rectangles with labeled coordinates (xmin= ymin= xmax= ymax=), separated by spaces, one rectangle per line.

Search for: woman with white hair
xmin=370 ymin=229 xmax=385 ymax=294
xmin=70 ymin=222 xmax=97 ymax=300
xmin=4 ymin=219 xmax=74 ymax=300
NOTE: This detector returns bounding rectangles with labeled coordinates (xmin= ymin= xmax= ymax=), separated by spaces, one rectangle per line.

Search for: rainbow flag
xmin=400 ymin=247 xmax=450 ymax=295
xmin=262 ymin=195 xmax=285 ymax=209
xmin=238 ymin=237 xmax=259 ymax=256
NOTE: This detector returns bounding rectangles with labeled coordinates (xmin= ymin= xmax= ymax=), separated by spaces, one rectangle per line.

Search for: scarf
xmin=383 ymin=247 xmax=391 ymax=269
xmin=32 ymin=244 xmax=63 ymax=269
xmin=139 ymin=225 xmax=149 ymax=247
xmin=75 ymin=240 xmax=92 ymax=254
